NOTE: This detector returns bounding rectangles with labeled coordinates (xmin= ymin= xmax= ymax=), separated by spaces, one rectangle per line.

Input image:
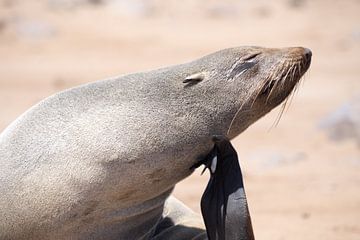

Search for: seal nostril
xmin=304 ymin=48 xmax=312 ymax=61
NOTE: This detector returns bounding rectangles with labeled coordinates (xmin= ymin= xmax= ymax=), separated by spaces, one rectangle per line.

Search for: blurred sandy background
xmin=1 ymin=0 xmax=360 ymax=239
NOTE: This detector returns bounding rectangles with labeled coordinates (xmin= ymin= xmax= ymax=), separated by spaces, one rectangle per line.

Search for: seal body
xmin=0 ymin=46 xmax=311 ymax=239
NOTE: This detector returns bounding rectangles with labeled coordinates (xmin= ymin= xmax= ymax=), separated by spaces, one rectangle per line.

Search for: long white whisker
xmin=227 ymin=101 xmax=248 ymax=136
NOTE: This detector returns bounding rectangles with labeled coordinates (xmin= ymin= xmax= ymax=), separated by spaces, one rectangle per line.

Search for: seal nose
xmin=304 ymin=48 xmax=312 ymax=62
xmin=285 ymin=47 xmax=312 ymax=61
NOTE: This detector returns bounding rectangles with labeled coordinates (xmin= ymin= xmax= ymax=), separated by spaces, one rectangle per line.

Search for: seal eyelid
xmin=243 ymin=53 xmax=261 ymax=62
xmin=229 ymin=60 xmax=257 ymax=78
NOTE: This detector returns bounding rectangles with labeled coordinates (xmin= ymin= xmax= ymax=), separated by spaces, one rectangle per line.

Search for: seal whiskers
xmin=228 ymin=48 xmax=311 ymax=134
xmin=226 ymin=102 xmax=248 ymax=136
xmin=271 ymin=57 xmax=310 ymax=128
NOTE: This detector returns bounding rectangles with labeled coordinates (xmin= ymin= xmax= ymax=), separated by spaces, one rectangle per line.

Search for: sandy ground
xmin=1 ymin=0 xmax=360 ymax=239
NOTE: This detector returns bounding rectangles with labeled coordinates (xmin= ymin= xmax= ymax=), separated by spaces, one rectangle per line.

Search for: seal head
xmin=183 ymin=46 xmax=311 ymax=138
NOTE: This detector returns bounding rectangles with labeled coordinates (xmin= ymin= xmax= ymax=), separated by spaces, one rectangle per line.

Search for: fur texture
xmin=0 ymin=46 xmax=311 ymax=239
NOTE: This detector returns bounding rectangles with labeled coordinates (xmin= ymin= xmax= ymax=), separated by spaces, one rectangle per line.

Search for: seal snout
xmin=280 ymin=47 xmax=312 ymax=77
xmin=287 ymin=47 xmax=312 ymax=68
xmin=256 ymin=46 xmax=312 ymax=105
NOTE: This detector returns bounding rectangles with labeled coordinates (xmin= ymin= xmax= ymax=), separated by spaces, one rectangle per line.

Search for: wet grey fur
xmin=0 ymin=46 xmax=311 ymax=239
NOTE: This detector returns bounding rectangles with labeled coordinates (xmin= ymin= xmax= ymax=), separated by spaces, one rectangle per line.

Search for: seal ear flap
xmin=196 ymin=138 xmax=255 ymax=240
xmin=183 ymin=72 xmax=205 ymax=84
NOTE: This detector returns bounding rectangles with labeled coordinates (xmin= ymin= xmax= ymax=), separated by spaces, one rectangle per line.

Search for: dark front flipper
xmin=193 ymin=137 xmax=255 ymax=240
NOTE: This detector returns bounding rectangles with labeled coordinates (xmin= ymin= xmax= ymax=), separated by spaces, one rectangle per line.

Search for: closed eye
xmin=243 ymin=52 xmax=261 ymax=62
xmin=229 ymin=58 xmax=258 ymax=78
xmin=232 ymin=61 xmax=256 ymax=75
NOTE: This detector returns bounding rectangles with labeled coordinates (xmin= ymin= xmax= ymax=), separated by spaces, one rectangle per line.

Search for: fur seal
xmin=0 ymin=46 xmax=311 ymax=239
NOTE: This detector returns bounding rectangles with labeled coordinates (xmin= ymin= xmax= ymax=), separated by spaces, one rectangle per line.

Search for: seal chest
xmin=0 ymin=46 xmax=311 ymax=239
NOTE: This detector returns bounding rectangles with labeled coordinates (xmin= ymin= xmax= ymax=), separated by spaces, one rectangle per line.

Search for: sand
xmin=0 ymin=0 xmax=359 ymax=239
